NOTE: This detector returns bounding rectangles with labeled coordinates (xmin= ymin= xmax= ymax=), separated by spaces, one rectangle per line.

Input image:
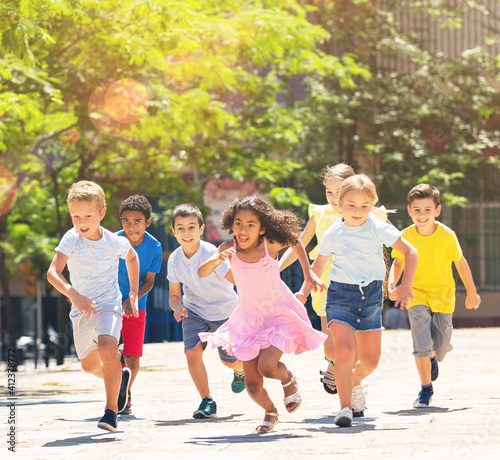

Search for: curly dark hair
xmin=220 ymin=196 xmax=301 ymax=246
xmin=119 ymin=195 xmax=152 ymax=220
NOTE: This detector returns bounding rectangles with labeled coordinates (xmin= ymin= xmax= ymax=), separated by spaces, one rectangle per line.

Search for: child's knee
xmin=244 ymin=378 xmax=262 ymax=396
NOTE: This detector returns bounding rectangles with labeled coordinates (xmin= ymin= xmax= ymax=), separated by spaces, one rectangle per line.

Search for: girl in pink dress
xmin=198 ymin=196 xmax=327 ymax=433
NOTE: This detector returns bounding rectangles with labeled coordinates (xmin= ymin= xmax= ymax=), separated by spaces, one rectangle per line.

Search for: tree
xmin=1 ymin=0 xmax=365 ymax=355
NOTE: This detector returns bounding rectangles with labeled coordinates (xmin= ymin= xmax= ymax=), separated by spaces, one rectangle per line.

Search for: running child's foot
xmin=193 ymin=397 xmax=217 ymax=419
xmin=231 ymin=370 xmax=245 ymax=393
xmin=121 ymin=390 xmax=132 ymax=415
xmin=413 ymin=384 xmax=433 ymax=408
xmin=320 ymin=357 xmax=337 ymax=394
xmin=117 ymin=368 xmax=131 ymax=414
xmin=352 ymin=384 xmax=367 ymax=417
xmin=97 ymin=409 xmax=117 ymax=432
xmin=334 ymin=407 xmax=353 ymax=427
xmin=430 ymin=356 xmax=439 ymax=381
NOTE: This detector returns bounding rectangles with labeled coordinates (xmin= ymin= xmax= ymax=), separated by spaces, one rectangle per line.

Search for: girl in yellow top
xmin=280 ymin=164 xmax=355 ymax=395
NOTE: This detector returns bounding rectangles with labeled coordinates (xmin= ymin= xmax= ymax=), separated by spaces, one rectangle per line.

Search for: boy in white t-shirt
xmin=47 ymin=180 xmax=139 ymax=432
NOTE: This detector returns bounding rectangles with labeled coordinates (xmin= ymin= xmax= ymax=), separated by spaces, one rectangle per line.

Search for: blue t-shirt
xmin=116 ymin=230 xmax=163 ymax=311
xmin=167 ymin=240 xmax=238 ymax=321
xmin=319 ymin=213 xmax=401 ymax=286
xmin=55 ymin=227 xmax=131 ymax=313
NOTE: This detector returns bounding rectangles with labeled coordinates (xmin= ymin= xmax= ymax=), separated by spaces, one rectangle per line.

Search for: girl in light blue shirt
xmin=298 ymin=174 xmax=417 ymax=427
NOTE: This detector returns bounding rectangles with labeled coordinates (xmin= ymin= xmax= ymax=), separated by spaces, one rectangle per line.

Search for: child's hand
xmin=465 ymin=292 xmax=481 ymax=310
xmin=393 ymin=283 xmax=414 ymax=310
xmin=219 ymin=247 xmax=236 ymax=262
xmin=387 ymin=283 xmax=398 ymax=301
xmin=72 ymin=292 xmax=97 ymax=319
xmin=124 ymin=293 xmax=139 ymax=318
xmin=294 ymin=291 xmax=308 ymax=305
xmin=173 ymin=306 xmax=188 ymax=322
xmin=304 ymin=269 xmax=326 ymax=293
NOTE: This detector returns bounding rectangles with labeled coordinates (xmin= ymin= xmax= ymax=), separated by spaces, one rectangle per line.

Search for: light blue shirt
xmin=167 ymin=240 xmax=238 ymax=321
xmin=318 ymin=214 xmax=401 ymax=286
xmin=56 ymin=227 xmax=131 ymax=313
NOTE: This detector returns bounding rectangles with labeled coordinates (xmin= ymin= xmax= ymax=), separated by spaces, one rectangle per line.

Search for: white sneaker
xmin=334 ymin=407 xmax=353 ymax=427
xmin=351 ymin=384 xmax=367 ymax=413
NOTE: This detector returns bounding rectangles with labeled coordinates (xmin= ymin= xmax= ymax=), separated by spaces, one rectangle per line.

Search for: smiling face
xmin=231 ymin=209 xmax=265 ymax=250
xmin=172 ymin=215 xmax=204 ymax=257
xmin=408 ymin=197 xmax=441 ymax=236
xmin=339 ymin=189 xmax=373 ymax=227
xmin=69 ymin=201 xmax=105 ymax=240
xmin=121 ymin=210 xmax=151 ymax=247
xmin=324 ymin=177 xmax=345 ymax=211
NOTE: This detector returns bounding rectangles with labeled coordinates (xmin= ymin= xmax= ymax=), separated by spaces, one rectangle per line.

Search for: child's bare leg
xmin=98 ymin=334 xmax=121 ymax=413
xmin=258 ymin=346 xmax=300 ymax=412
xmin=220 ymin=358 xmax=244 ymax=373
xmin=185 ymin=342 xmax=210 ymax=399
xmin=322 ymin=316 xmax=336 ymax=364
xmin=243 ymin=357 xmax=277 ymax=425
xmin=80 ymin=349 xmax=104 ymax=378
xmin=330 ymin=322 xmax=356 ymax=409
xmin=123 ymin=355 xmax=140 ymax=388
xmin=352 ymin=330 xmax=381 ymax=387
xmin=414 ymin=356 xmax=432 ymax=386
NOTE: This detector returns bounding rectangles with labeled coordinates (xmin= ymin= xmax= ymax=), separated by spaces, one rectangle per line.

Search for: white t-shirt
xmin=56 ymin=227 xmax=131 ymax=313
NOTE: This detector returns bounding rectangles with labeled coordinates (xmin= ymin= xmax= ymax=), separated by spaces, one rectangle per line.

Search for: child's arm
xmin=279 ymin=216 xmax=317 ymax=271
xmin=454 ymin=256 xmax=481 ymax=310
xmin=291 ymin=241 xmax=326 ymax=294
xmin=47 ymin=252 xmax=97 ymax=319
xmin=296 ymin=254 xmax=331 ymax=304
xmin=390 ymin=237 xmax=418 ymax=309
xmin=198 ymin=241 xmax=234 ymax=278
xmin=168 ymin=281 xmax=188 ymax=322
xmin=122 ymin=271 xmax=157 ymax=317
xmin=124 ymin=247 xmax=140 ymax=318
xmin=388 ymin=257 xmax=405 ymax=302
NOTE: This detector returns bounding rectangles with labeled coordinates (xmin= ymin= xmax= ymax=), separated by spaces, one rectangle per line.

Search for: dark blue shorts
xmin=325 ymin=280 xmax=383 ymax=332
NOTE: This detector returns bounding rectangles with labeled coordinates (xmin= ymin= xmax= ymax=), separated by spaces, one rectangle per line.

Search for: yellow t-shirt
xmin=391 ymin=222 xmax=463 ymax=313
xmin=308 ymin=204 xmax=342 ymax=316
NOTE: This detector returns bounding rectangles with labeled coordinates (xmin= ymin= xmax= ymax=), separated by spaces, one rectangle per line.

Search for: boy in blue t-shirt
xmin=117 ymin=195 xmax=163 ymax=415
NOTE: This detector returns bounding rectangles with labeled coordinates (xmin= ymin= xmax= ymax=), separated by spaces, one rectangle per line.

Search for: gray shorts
xmin=70 ymin=309 xmax=123 ymax=359
xmin=182 ymin=309 xmax=237 ymax=363
xmin=407 ymin=304 xmax=453 ymax=362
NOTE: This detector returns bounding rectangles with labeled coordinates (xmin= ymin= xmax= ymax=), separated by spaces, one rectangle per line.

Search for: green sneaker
xmin=193 ymin=397 xmax=217 ymax=419
xmin=231 ymin=370 xmax=245 ymax=393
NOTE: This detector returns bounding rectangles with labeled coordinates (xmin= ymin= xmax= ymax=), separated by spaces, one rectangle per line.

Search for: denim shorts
xmin=325 ymin=280 xmax=383 ymax=332
xmin=182 ymin=309 xmax=237 ymax=363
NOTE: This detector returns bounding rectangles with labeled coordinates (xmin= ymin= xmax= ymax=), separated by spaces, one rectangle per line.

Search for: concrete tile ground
xmin=2 ymin=328 xmax=499 ymax=459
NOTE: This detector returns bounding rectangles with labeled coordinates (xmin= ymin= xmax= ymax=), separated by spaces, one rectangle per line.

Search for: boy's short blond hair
xmin=67 ymin=180 xmax=106 ymax=212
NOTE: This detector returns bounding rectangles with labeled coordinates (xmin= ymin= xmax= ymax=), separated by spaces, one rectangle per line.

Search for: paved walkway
xmin=3 ymin=328 xmax=500 ymax=459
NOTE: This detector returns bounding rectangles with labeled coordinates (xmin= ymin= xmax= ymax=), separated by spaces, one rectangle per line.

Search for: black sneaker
xmin=193 ymin=397 xmax=217 ymax=419
xmin=118 ymin=368 xmax=131 ymax=414
xmin=97 ymin=409 xmax=117 ymax=432
xmin=413 ymin=388 xmax=434 ymax=408
xmin=430 ymin=356 xmax=439 ymax=381
xmin=121 ymin=390 xmax=132 ymax=415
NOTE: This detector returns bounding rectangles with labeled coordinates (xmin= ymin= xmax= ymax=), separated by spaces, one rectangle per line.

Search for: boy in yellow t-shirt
xmin=388 ymin=184 xmax=481 ymax=408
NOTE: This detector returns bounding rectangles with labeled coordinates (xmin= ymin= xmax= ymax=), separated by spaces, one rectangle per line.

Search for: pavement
xmin=2 ymin=328 xmax=500 ymax=460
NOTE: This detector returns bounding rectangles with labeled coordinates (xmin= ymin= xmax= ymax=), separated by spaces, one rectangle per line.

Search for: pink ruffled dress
xmin=199 ymin=237 xmax=327 ymax=361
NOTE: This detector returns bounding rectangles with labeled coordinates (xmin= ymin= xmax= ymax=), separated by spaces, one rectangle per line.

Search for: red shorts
xmin=121 ymin=309 xmax=147 ymax=357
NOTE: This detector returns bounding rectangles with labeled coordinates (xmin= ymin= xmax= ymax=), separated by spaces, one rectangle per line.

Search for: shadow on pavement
xmin=384 ymin=406 xmax=470 ymax=416
xmin=44 ymin=433 xmax=117 ymax=447
xmin=155 ymin=413 xmax=245 ymax=426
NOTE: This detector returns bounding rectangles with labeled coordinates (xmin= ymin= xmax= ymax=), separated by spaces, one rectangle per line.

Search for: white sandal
xmin=282 ymin=372 xmax=302 ymax=413
xmin=255 ymin=412 xmax=279 ymax=433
